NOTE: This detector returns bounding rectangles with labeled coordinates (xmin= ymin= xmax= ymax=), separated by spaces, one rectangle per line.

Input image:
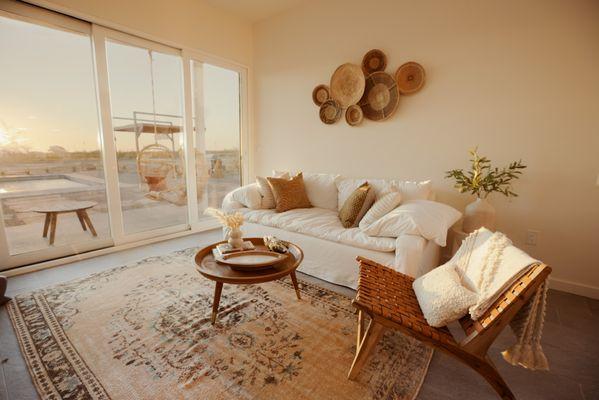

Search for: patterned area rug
xmin=7 ymin=248 xmax=432 ymax=400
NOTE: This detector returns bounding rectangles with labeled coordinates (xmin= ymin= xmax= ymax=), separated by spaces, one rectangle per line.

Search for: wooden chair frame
xmin=348 ymin=257 xmax=551 ymax=400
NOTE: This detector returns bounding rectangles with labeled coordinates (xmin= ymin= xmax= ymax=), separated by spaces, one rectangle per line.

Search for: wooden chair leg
xmin=461 ymin=355 xmax=515 ymax=400
xmin=49 ymin=213 xmax=57 ymax=245
xmin=347 ymin=318 xmax=385 ymax=380
xmin=80 ymin=210 xmax=97 ymax=236
xmin=42 ymin=213 xmax=51 ymax=238
xmin=76 ymin=210 xmax=87 ymax=231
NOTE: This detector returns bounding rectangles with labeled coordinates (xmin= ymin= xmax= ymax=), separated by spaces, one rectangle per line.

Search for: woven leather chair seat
xmin=354 ymin=257 xmax=456 ymax=346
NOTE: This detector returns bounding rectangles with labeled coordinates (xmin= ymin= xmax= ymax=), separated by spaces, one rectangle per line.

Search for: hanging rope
xmin=148 ymin=49 xmax=158 ymax=143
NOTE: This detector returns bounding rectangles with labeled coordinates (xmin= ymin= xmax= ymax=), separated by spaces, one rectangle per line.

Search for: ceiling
xmin=202 ymin=0 xmax=305 ymax=23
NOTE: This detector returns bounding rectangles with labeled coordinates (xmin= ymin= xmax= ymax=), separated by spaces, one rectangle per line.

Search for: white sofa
xmin=222 ymin=173 xmax=460 ymax=289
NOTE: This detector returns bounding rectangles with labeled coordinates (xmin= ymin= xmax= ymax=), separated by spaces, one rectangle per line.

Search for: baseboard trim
xmin=549 ymin=277 xmax=599 ymax=300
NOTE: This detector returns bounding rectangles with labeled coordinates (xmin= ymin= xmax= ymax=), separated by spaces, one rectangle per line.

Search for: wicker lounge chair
xmin=347 ymin=256 xmax=551 ymax=400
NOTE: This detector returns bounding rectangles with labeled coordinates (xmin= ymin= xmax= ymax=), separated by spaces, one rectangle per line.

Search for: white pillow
xmin=302 ymin=173 xmax=340 ymax=210
xmin=358 ymin=190 xmax=402 ymax=229
xmin=361 ymin=200 xmax=462 ymax=246
xmin=413 ymin=262 xmax=478 ymax=327
xmin=256 ymin=171 xmax=290 ymax=209
xmin=229 ymin=183 xmax=262 ymax=209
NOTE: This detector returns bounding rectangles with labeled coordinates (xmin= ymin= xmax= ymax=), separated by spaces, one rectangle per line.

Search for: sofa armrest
xmin=394 ymin=234 xmax=427 ymax=277
xmin=222 ymin=183 xmax=262 ymax=211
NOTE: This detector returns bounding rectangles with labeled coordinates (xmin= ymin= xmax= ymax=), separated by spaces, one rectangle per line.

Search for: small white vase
xmin=227 ymin=227 xmax=244 ymax=249
xmin=463 ymin=197 xmax=496 ymax=233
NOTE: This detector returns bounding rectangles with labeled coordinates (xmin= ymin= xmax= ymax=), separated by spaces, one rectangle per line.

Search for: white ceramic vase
xmin=227 ymin=227 xmax=244 ymax=249
xmin=463 ymin=197 xmax=496 ymax=233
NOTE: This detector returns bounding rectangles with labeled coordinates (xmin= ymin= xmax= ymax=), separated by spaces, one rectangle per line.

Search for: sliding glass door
xmin=0 ymin=7 xmax=112 ymax=268
xmin=0 ymin=2 xmax=248 ymax=271
xmin=191 ymin=61 xmax=242 ymax=220
xmin=104 ymin=36 xmax=188 ymax=236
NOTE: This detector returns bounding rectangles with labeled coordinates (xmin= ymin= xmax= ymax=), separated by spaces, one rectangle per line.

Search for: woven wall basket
xmin=395 ymin=62 xmax=425 ymax=95
xmin=330 ymin=63 xmax=366 ymax=108
xmin=312 ymin=84 xmax=330 ymax=106
xmin=319 ymin=99 xmax=342 ymax=124
xmin=345 ymin=104 xmax=364 ymax=126
xmin=359 ymin=71 xmax=400 ymax=121
xmin=362 ymin=49 xmax=387 ymax=74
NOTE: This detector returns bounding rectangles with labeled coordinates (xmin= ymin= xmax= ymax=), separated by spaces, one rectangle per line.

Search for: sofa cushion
xmin=237 ymin=207 xmax=396 ymax=252
xmin=302 ymin=172 xmax=340 ymax=211
xmin=267 ymin=173 xmax=312 ymax=212
xmin=359 ymin=190 xmax=402 ymax=229
xmin=229 ymin=183 xmax=262 ymax=209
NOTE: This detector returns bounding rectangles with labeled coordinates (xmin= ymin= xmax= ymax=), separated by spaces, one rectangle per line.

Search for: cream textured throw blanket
xmin=455 ymin=229 xmax=549 ymax=370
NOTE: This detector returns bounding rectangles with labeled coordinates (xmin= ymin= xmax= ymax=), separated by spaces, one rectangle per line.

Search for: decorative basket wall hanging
xmin=312 ymin=49 xmax=425 ymax=126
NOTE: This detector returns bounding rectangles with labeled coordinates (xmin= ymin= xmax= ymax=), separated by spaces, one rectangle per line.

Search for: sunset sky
xmin=0 ymin=14 xmax=240 ymax=154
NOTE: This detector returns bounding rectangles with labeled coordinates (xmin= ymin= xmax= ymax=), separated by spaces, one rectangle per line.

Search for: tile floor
xmin=1 ymin=230 xmax=597 ymax=400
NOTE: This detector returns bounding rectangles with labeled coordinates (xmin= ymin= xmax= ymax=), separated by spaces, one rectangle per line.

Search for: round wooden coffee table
xmin=29 ymin=200 xmax=98 ymax=245
xmin=195 ymin=237 xmax=303 ymax=324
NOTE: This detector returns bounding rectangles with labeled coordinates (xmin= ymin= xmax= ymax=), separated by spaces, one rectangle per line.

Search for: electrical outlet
xmin=525 ymin=230 xmax=540 ymax=246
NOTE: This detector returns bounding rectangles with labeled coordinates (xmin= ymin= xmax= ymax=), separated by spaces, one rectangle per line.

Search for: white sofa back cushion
xmin=302 ymin=173 xmax=341 ymax=211
xmin=337 ymin=178 xmax=433 ymax=211
xmin=361 ymin=199 xmax=462 ymax=246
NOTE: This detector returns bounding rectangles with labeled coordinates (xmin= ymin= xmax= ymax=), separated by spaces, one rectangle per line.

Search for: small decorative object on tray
xmin=204 ymin=207 xmax=245 ymax=249
xmin=213 ymin=241 xmax=255 ymax=258
xmin=263 ymin=236 xmax=289 ymax=253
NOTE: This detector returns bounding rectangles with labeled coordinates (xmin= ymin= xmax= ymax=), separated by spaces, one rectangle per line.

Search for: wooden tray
xmin=216 ymin=250 xmax=288 ymax=271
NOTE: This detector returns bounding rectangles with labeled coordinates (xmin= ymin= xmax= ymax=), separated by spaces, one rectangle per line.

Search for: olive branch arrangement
xmin=445 ymin=148 xmax=526 ymax=198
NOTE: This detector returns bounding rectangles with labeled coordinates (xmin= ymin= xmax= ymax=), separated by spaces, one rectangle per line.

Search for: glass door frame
xmin=183 ymin=49 xmax=250 ymax=231
xmin=0 ymin=2 xmax=114 ymax=270
xmin=92 ymin=25 xmax=192 ymax=245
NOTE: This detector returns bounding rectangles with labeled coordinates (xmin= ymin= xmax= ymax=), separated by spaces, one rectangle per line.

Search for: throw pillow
xmin=362 ymin=200 xmax=462 ymax=246
xmin=358 ymin=190 xmax=402 ymax=229
xmin=413 ymin=262 xmax=478 ymax=327
xmin=338 ymin=182 xmax=375 ymax=228
xmin=267 ymin=173 xmax=312 ymax=212
xmin=256 ymin=172 xmax=290 ymax=209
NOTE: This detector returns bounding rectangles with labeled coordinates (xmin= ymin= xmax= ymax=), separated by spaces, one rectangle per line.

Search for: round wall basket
xmin=359 ymin=71 xmax=400 ymax=121
xmin=319 ymin=99 xmax=342 ymax=124
xmin=312 ymin=84 xmax=330 ymax=106
xmin=345 ymin=105 xmax=364 ymax=126
xmin=362 ymin=49 xmax=387 ymax=74
xmin=330 ymin=63 xmax=366 ymax=108
xmin=395 ymin=62 xmax=425 ymax=95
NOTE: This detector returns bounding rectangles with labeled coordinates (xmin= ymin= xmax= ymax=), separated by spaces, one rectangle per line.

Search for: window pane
xmin=0 ymin=15 xmax=110 ymax=256
xmin=106 ymin=40 xmax=187 ymax=234
xmin=193 ymin=62 xmax=241 ymax=217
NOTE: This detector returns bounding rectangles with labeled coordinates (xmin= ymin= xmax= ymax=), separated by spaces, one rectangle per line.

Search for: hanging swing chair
xmin=136 ymin=143 xmax=174 ymax=192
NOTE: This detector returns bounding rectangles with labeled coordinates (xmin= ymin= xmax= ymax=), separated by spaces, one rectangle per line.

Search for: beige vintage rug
xmin=7 ymin=248 xmax=432 ymax=400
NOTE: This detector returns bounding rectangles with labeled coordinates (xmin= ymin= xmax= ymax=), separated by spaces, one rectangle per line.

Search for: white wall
xmin=253 ymin=0 xmax=599 ymax=296
xmin=35 ymin=0 xmax=253 ymax=65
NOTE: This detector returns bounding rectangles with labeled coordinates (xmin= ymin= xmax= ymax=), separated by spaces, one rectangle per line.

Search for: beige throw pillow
xmin=338 ymin=182 xmax=375 ymax=228
xmin=267 ymin=173 xmax=312 ymax=212
xmin=256 ymin=172 xmax=290 ymax=209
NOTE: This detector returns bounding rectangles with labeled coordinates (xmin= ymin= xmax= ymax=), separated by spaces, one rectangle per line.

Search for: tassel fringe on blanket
xmin=457 ymin=230 xmax=550 ymax=371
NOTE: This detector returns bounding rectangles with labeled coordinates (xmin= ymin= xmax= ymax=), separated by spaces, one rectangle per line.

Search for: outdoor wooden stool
xmin=348 ymin=256 xmax=551 ymax=400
